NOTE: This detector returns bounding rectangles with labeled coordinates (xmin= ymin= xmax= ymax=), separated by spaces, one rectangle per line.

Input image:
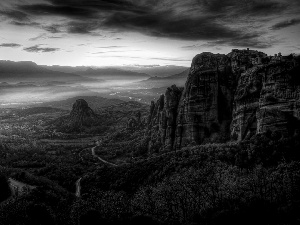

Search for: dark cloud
xmin=97 ymin=46 xmax=125 ymax=49
xmin=271 ymin=18 xmax=300 ymax=30
xmin=0 ymin=43 xmax=21 ymax=48
xmin=18 ymin=0 xmax=145 ymax=20
xmin=0 ymin=10 xmax=30 ymax=21
xmin=19 ymin=4 xmax=99 ymax=19
xmin=4 ymin=0 xmax=299 ymax=48
xmin=202 ymin=37 xmax=273 ymax=49
xmin=92 ymin=50 xmax=140 ymax=54
xmin=45 ymin=0 xmax=146 ymax=14
xmin=181 ymin=44 xmax=200 ymax=50
xmin=103 ymin=12 xmax=239 ymax=40
xmin=23 ymin=45 xmax=60 ymax=53
xmin=28 ymin=33 xmax=63 ymax=41
xmin=102 ymin=12 xmax=272 ymax=48
xmin=181 ymin=32 xmax=274 ymax=49
xmin=177 ymin=0 xmax=287 ymax=17
xmin=48 ymin=35 xmax=64 ymax=39
xmin=29 ymin=34 xmax=47 ymax=41
xmin=43 ymin=24 xmax=61 ymax=33
xmin=67 ymin=21 xmax=100 ymax=34
xmin=244 ymin=0 xmax=287 ymax=16
xmin=10 ymin=21 xmax=40 ymax=27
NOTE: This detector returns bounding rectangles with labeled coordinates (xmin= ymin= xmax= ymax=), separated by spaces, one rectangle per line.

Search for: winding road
xmin=91 ymin=146 xmax=118 ymax=167
xmin=75 ymin=178 xmax=81 ymax=197
xmin=75 ymin=142 xmax=117 ymax=197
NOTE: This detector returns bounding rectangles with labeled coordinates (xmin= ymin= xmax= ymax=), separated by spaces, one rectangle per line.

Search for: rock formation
xmin=52 ymin=98 xmax=99 ymax=132
xmin=148 ymin=85 xmax=183 ymax=152
xmin=127 ymin=111 xmax=146 ymax=129
xmin=69 ymin=99 xmax=98 ymax=127
xmin=147 ymin=49 xmax=300 ymax=152
xmin=175 ymin=52 xmax=234 ymax=148
xmin=231 ymin=57 xmax=300 ymax=141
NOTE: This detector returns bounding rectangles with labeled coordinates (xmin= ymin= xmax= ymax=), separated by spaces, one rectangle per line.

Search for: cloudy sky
xmin=0 ymin=0 xmax=300 ymax=67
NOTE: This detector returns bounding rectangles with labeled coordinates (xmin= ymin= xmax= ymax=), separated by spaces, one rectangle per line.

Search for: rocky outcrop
xmin=231 ymin=59 xmax=300 ymax=141
xmin=257 ymin=62 xmax=300 ymax=135
xmin=69 ymin=99 xmax=98 ymax=127
xmin=147 ymin=49 xmax=300 ymax=152
xmin=127 ymin=111 xmax=146 ymax=129
xmin=52 ymin=98 xmax=99 ymax=132
xmin=174 ymin=52 xmax=234 ymax=149
xmin=230 ymin=66 xmax=263 ymax=141
xmin=148 ymin=85 xmax=183 ymax=152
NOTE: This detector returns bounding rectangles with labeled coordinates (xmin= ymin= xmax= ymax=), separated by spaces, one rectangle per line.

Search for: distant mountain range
xmin=0 ymin=60 xmax=96 ymax=83
xmin=0 ymin=60 xmax=190 ymax=108
xmin=77 ymin=68 xmax=150 ymax=81
xmin=0 ymin=60 xmax=154 ymax=83
xmin=133 ymin=69 xmax=189 ymax=88
xmin=40 ymin=65 xmax=88 ymax=73
xmin=0 ymin=60 xmax=189 ymax=84
xmin=42 ymin=65 xmax=189 ymax=78
xmin=147 ymin=69 xmax=189 ymax=80
xmin=123 ymin=65 xmax=189 ymax=77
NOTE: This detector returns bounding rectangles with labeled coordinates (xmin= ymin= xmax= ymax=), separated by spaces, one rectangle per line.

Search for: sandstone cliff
xmin=147 ymin=49 xmax=300 ymax=152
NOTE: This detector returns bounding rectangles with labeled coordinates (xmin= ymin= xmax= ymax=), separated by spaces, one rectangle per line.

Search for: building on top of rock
xmin=228 ymin=48 xmax=268 ymax=72
xmin=270 ymin=52 xmax=283 ymax=63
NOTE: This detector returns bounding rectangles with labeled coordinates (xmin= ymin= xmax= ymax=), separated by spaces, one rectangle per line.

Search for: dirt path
xmin=75 ymin=143 xmax=117 ymax=197
xmin=75 ymin=178 xmax=81 ymax=197
xmin=91 ymin=146 xmax=118 ymax=167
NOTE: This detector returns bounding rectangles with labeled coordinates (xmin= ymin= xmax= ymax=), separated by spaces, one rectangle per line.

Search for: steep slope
xmin=231 ymin=59 xmax=300 ymax=141
xmin=147 ymin=85 xmax=183 ymax=152
xmin=147 ymin=49 xmax=300 ymax=152
xmin=174 ymin=52 xmax=235 ymax=148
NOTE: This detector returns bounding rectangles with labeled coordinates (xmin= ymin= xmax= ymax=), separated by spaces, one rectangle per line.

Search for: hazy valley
xmin=0 ymin=61 xmax=188 ymax=107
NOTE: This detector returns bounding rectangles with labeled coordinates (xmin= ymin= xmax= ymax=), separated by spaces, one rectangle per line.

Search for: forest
xmin=0 ymin=130 xmax=299 ymax=225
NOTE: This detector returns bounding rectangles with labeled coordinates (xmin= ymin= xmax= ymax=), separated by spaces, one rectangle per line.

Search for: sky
xmin=0 ymin=0 xmax=300 ymax=67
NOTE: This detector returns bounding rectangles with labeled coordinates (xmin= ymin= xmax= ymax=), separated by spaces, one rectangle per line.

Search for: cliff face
xmin=231 ymin=60 xmax=300 ymax=141
xmin=148 ymin=85 xmax=183 ymax=152
xmin=257 ymin=62 xmax=300 ymax=135
xmin=147 ymin=49 xmax=300 ymax=152
xmin=175 ymin=53 xmax=234 ymax=149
